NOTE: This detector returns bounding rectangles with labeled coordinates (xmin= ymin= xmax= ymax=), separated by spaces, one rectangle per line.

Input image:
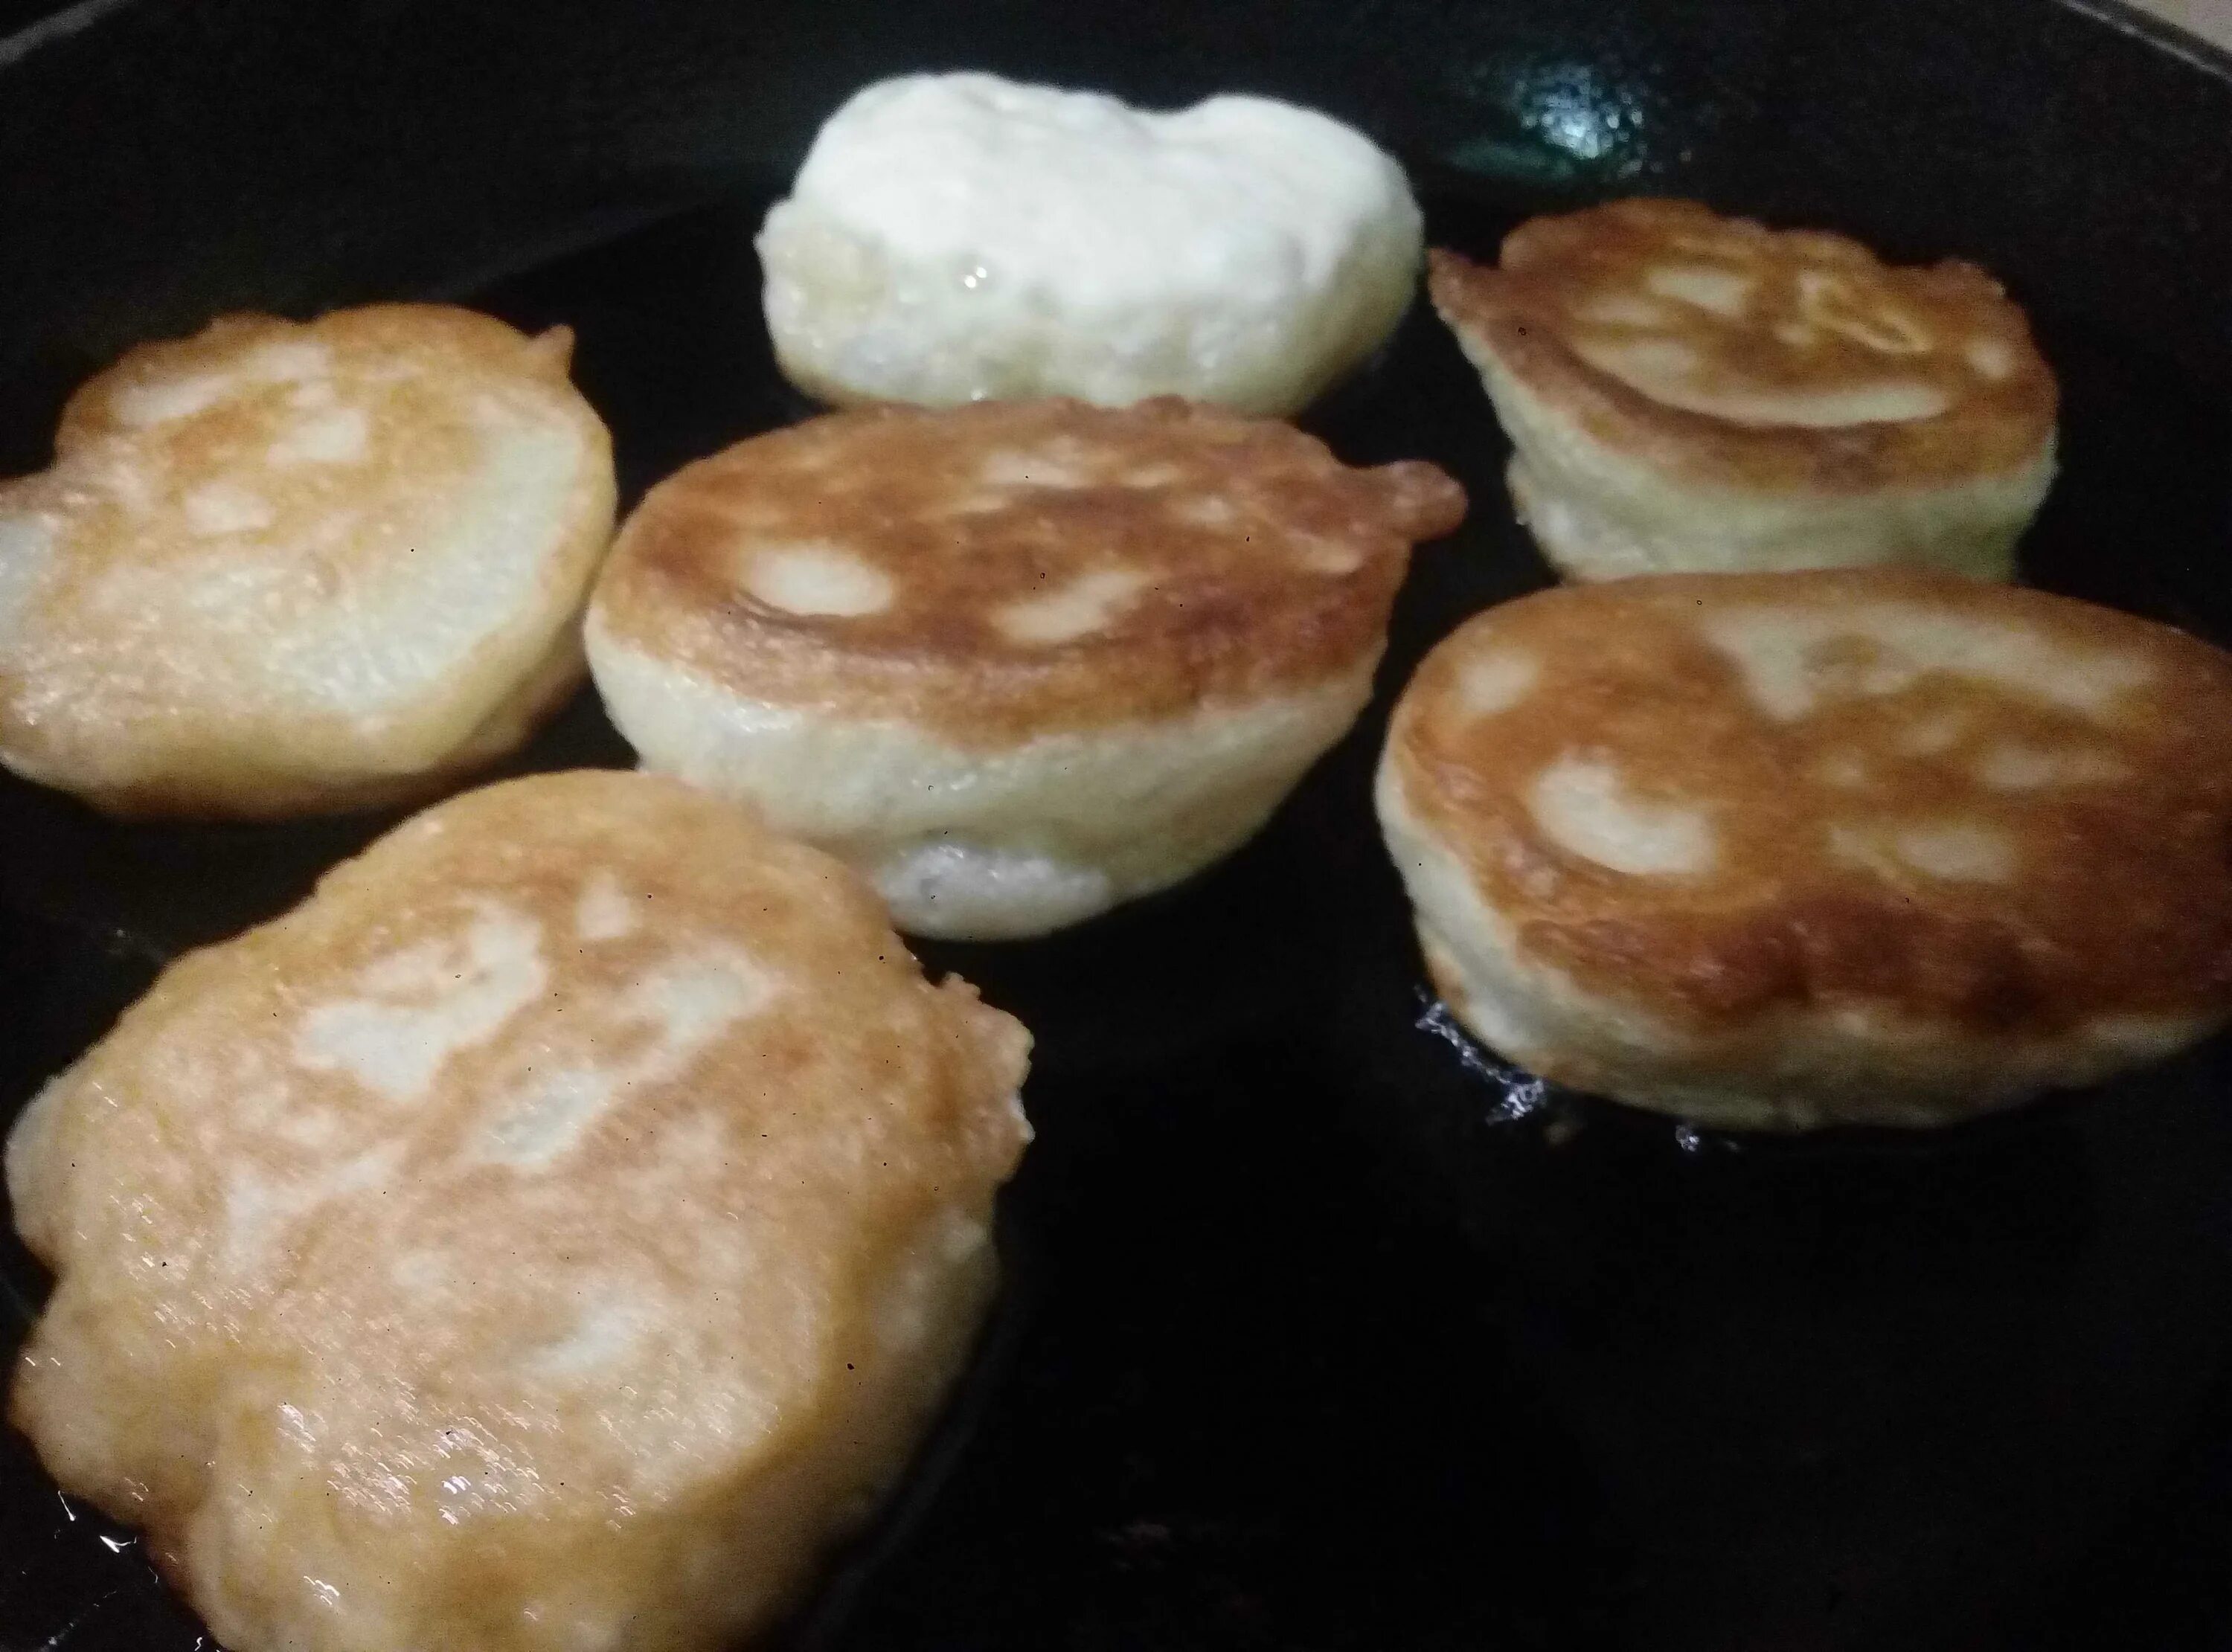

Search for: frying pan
xmin=1 ymin=1 xmax=2228 ymax=1648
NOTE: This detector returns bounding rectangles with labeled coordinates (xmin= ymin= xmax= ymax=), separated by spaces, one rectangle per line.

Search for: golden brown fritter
xmin=0 ymin=305 xmax=615 ymax=817
xmin=589 ymin=396 xmax=1463 ymax=745
xmin=1428 ymin=199 xmax=2055 ymax=492
xmin=8 ymin=770 xmax=1031 ymax=1652
xmin=1379 ymin=568 xmax=2232 ymax=1126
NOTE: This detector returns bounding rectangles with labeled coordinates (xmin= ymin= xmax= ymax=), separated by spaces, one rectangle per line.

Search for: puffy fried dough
xmin=1428 ymin=199 xmax=2056 ymax=582
xmin=1378 ymin=569 xmax=2232 ymax=1128
xmin=7 ymin=769 xmax=1032 ymax=1652
xmin=758 ymin=71 xmax=1423 ymax=416
xmin=589 ymin=396 xmax=1464 ymax=938
xmin=0 ymin=305 xmax=616 ymax=817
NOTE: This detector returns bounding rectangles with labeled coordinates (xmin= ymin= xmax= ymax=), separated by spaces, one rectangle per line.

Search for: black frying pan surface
xmin=1 ymin=2 xmax=2229 ymax=1648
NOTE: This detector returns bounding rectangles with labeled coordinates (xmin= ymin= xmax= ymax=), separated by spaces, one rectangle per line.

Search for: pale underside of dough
xmin=1473 ymin=337 xmax=2053 ymax=584
xmin=588 ymin=617 xmax=1377 ymax=939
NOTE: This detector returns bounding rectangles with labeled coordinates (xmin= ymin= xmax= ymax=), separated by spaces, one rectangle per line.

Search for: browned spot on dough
xmin=591 ymin=397 xmax=1466 ymax=744
xmin=1428 ymin=198 xmax=2057 ymax=491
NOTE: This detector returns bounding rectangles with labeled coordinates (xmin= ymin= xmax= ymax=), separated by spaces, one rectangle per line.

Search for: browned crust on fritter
xmin=0 ymin=303 xmax=615 ymax=818
xmin=1427 ymin=199 xmax=2057 ymax=492
xmin=52 ymin=303 xmax=577 ymax=448
xmin=8 ymin=768 xmax=1030 ymax=1645
xmin=591 ymin=397 xmax=1465 ymax=743
xmin=1386 ymin=568 xmax=2232 ymax=1036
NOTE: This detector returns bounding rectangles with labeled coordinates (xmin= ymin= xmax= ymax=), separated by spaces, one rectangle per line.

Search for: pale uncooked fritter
xmin=587 ymin=396 xmax=1466 ymax=939
xmin=0 ymin=304 xmax=617 ymax=817
xmin=1378 ymin=568 xmax=2232 ymax=1130
xmin=758 ymin=71 xmax=1423 ymax=416
xmin=7 ymin=770 xmax=1032 ymax=1652
xmin=1429 ymin=199 xmax=2058 ymax=582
